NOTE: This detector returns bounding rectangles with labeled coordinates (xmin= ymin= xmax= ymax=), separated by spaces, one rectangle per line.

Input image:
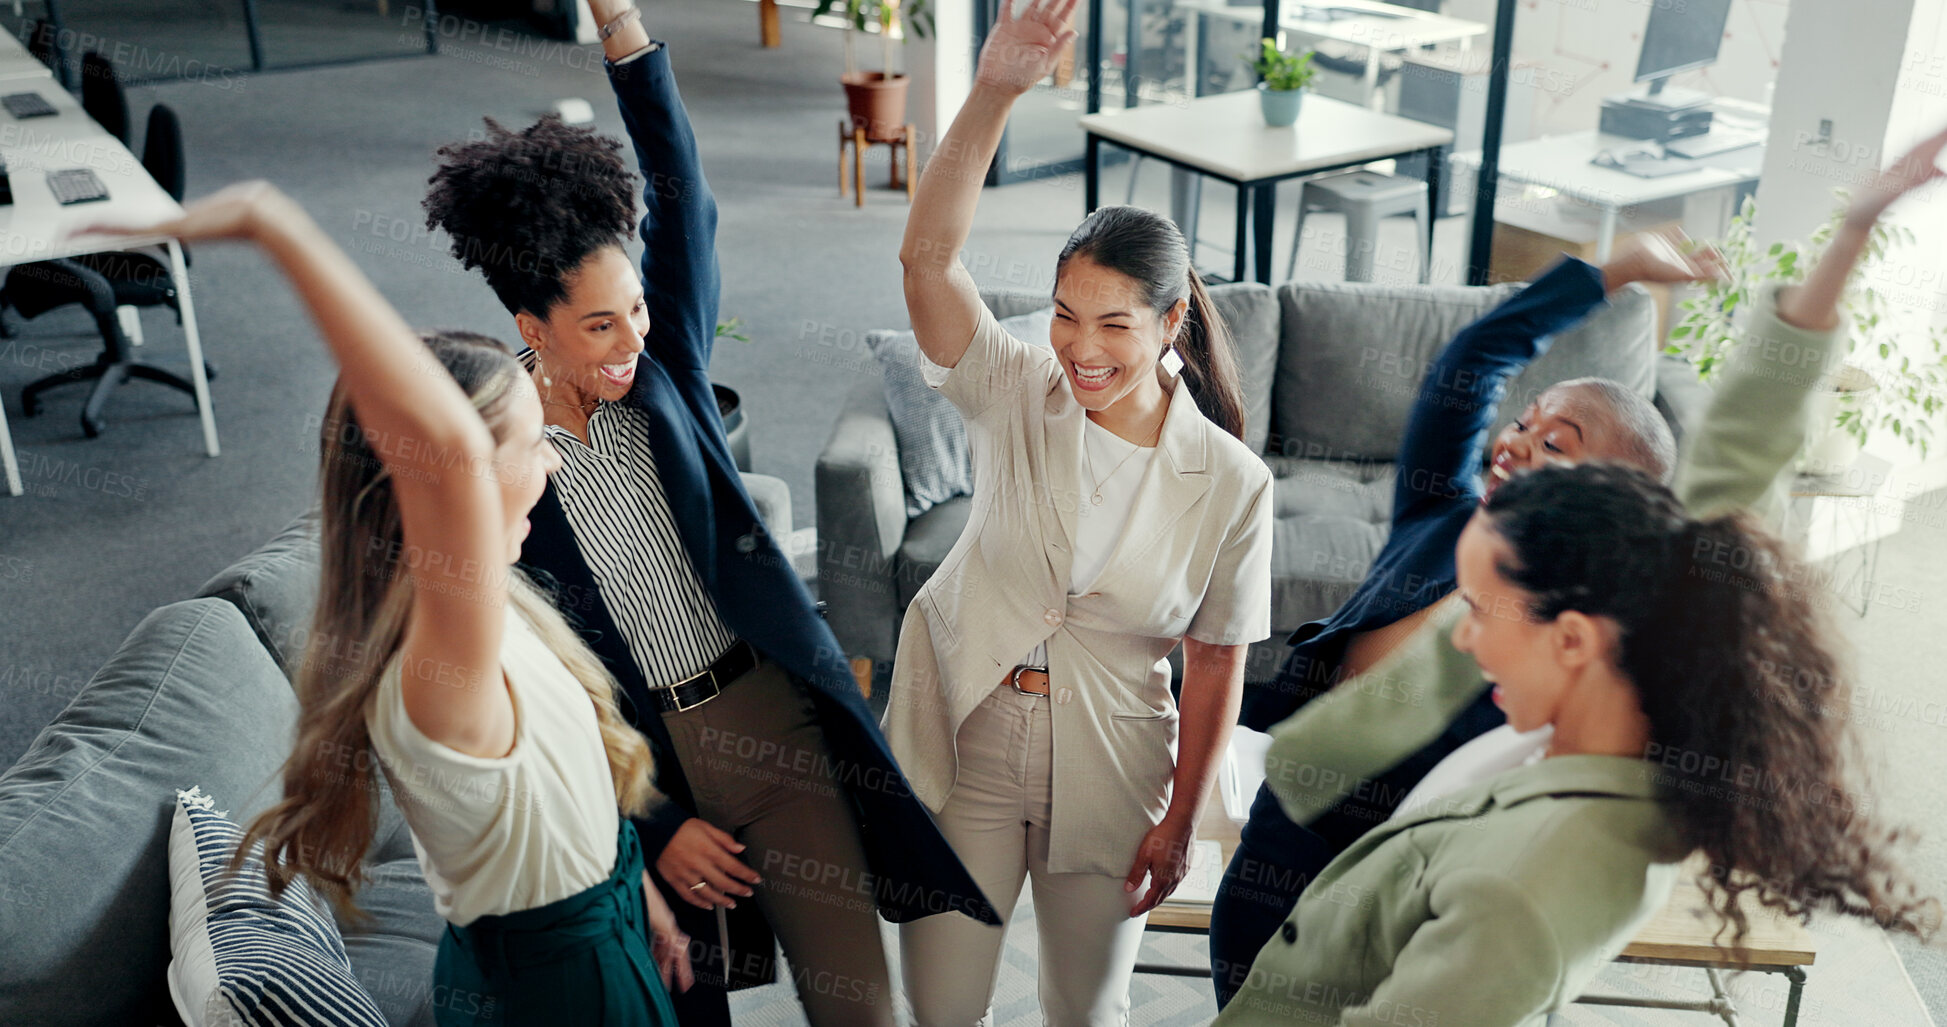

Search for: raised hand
xmin=1848 ymin=123 xmax=1947 ymax=226
xmin=975 ymin=0 xmax=1081 ymax=96
xmin=1601 ymin=230 xmax=1726 ymax=291
xmin=72 ymin=179 xmax=289 ymax=246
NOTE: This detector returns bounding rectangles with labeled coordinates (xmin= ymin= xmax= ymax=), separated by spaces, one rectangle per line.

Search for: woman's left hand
xmin=642 ymin=871 xmax=696 ymax=994
xmin=1123 ymin=815 xmax=1196 ymax=916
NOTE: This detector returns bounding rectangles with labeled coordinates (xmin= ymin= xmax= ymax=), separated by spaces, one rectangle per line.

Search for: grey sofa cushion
xmin=196 ymin=507 xmax=321 ymax=675
xmin=895 ymin=496 xmax=973 ymax=610
xmin=1203 ymin=283 xmax=1281 ymax=456
xmin=870 ymin=309 xmax=1054 ymax=519
xmin=1265 ymin=457 xmax=1394 ymax=633
xmin=341 ymin=855 xmax=442 ymax=1027
xmin=1270 ymin=280 xmax=1658 ymax=462
xmin=0 ymin=599 xmax=299 ymax=1027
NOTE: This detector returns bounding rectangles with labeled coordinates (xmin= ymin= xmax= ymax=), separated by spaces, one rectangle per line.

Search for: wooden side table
xmin=839 ymin=120 xmax=916 ymax=207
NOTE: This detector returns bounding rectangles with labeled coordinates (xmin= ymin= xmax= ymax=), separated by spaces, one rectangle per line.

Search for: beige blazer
xmin=884 ymin=305 xmax=1274 ymax=876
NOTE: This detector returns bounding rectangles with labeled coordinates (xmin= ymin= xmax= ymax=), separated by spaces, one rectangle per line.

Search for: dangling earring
xmin=1160 ymin=344 xmax=1185 ymax=378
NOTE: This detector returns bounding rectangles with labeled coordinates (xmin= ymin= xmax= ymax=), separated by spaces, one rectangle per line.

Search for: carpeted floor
xmin=4 ymin=1 xmax=1946 ymax=1022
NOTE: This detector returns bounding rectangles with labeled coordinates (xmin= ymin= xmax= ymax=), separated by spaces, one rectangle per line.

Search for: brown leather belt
xmin=1006 ymin=665 xmax=1051 ymax=697
xmin=650 ymin=639 xmax=758 ymax=714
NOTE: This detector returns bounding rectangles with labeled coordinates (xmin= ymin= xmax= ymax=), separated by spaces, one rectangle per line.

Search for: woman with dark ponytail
xmin=1217 ymin=462 xmax=1936 ymax=1025
xmin=1054 ymin=204 xmax=1249 ymax=441
xmin=885 ymin=0 xmax=1274 ymax=1020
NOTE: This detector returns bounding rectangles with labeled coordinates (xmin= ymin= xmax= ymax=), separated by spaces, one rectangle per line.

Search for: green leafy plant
xmin=1666 ymin=192 xmax=1947 ymax=456
xmin=1246 ymin=38 xmax=1316 ymax=92
xmin=715 ymin=316 xmax=751 ymax=345
xmin=812 ymin=0 xmax=934 ymax=78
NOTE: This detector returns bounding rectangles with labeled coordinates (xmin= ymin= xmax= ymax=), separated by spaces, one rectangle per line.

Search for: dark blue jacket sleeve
xmin=1390 ymin=257 xmax=1607 ymax=520
xmin=607 ymin=45 xmax=720 ymax=371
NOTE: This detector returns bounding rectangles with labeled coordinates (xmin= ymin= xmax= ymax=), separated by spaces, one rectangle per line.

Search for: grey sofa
xmin=816 ymin=278 xmax=1710 ymax=685
xmin=0 ymin=476 xmax=796 ymax=1026
xmin=0 ymin=510 xmax=446 ymax=1027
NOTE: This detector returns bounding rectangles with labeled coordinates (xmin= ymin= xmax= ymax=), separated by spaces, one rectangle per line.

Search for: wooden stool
xmin=839 ymin=120 xmax=916 ymax=207
xmin=758 ymin=0 xmax=780 ymax=48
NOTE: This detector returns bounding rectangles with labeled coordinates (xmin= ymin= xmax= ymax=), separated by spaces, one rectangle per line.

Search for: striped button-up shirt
xmin=531 ymin=376 xmax=739 ymax=687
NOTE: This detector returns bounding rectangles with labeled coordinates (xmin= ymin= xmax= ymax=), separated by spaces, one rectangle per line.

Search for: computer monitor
xmin=1632 ymin=0 xmax=1732 ymax=107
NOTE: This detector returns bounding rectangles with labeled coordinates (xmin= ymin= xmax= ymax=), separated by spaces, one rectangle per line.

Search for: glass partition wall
xmin=4 ymin=0 xmax=438 ymax=88
xmin=983 ymin=0 xmax=1269 ymax=185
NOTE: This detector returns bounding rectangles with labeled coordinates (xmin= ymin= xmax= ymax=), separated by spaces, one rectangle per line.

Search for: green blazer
xmin=1223 ymin=283 xmax=1844 ymax=1026
xmin=1218 ymin=757 xmax=1689 ymax=1027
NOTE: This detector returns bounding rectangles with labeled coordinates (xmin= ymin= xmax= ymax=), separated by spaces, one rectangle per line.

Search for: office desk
xmin=1082 ymin=90 xmax=1452 ymax=284
xmin=0 ymin=77 xmax=215 ymax=497
xmin=1176 ymin=0 xmax=1486 ymax=108
xmin=0 ymin=26 xmax=52 ymax=83
xmin=1451 ymin=126 xmax=1766 ymax=262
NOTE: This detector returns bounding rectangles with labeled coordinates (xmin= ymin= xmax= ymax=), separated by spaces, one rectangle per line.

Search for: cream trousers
xmin=899 ymin=683 xmax=1151 ymax=1026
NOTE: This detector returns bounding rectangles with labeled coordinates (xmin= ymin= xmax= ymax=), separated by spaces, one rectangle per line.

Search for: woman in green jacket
xmin=1217 ymin=461 xmax=1937 ymax=1026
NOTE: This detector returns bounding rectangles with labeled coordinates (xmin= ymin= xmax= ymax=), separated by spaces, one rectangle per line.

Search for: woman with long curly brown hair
xmin=87 ymin=179 xmax=681 ymax=1026
xmin=1217 ymin=462 xmax=1937 ymax=1025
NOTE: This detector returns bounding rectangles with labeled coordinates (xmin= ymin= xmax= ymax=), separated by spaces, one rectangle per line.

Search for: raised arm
xmin=900 ymin=0 xmax=1076 ymax=368
xmin=1680 ymin=124 xmax=1947 ymax=522
xmin=1392 ymin=240 xmax=1722 ymax=520
xmin=595 ymin=0 xmax=721 ymax=370
xmin=1388 ymin=258 xmax=1608 ymax=518
xmin=85 ymin=184 xmax=517 ymax=758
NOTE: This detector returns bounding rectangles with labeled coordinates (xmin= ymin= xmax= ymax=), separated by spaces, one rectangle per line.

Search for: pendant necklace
xmin=1083 ymin=416 xmax=1163 ymax=506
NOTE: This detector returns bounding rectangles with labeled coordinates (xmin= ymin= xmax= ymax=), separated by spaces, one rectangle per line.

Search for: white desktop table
xmin=0 ymin=27 xmax=52 ymax=83
xmin=1082 ymin=91 xmax=1452 ymax=283
xmin=1177 ymin=0 xmax=1486 ymax=108
xmin=0 ymin=65 xmax=215 ymax=497
xmin=1451 ymin=119 xmax=1766 ymax=262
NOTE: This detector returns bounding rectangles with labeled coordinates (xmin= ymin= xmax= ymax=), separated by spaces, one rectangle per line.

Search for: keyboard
xmin=1297 ymin=4 xmax=1408 ymax=20
xmin=47 ymin=168 xmax=109 ymax=205
xmin=2 ymin=92 xmax=57 ymax=119
xmin=1665 ymin=128 xmax=1764 ymax=159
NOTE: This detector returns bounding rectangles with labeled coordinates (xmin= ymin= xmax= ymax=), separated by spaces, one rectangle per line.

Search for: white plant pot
xmin=1796 ymin=363 xmax=1879 ymax=477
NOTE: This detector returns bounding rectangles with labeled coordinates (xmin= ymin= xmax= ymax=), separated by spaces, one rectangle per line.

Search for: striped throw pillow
xmin=165 ymin=787 xmax=388 ymax=1027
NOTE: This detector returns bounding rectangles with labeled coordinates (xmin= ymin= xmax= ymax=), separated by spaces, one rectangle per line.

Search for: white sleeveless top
xmin=366 ymin=606 xmax=622 ymax=927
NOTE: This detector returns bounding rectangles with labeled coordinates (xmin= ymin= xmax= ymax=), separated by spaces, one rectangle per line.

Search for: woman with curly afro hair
xmin=422 ymin=4 xmax=996 ymax=1025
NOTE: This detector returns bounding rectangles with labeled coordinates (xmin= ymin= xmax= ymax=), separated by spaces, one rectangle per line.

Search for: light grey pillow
xmin=870 ymin=308 xmax=1054 ymax=518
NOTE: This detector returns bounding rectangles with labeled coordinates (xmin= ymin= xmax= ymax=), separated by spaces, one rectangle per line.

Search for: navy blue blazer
xmin=1232 ymin=257 xmax=1607 ymax=858
xmin=516 ymin=44 xmax=1000 ymax=980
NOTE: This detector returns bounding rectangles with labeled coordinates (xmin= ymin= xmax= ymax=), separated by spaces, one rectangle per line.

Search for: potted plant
xmin=1666 ymin=191 xmax=1947 ymax=474
xmin=1246 ymin=38 xmax=1316 ymax=128
xmin=814 ymin=0 xmax=934 ymax=142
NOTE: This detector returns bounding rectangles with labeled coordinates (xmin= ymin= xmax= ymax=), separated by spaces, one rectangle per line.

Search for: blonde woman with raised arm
xmin=87 ymin=182 xmax=685 ymax=1026
xmin=886 ymin=0 xmax=1276 ymax=1022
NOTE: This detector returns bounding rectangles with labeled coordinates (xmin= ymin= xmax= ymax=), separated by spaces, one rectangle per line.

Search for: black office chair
xmin=2 ymin=104 xmax=211 ymax=439
xmin=23 ymin=19 xmax=57 ymax=70
xmin=79 ymin=52 xmax=130 ymax=145
xmin=142 ymin=105 xmax=185 ymax=201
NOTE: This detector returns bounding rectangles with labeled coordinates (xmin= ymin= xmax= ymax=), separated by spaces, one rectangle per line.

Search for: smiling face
xmin=1049 ymin=255 xmax=1182 ymax=415
xmin=516 ymin=245 xmax=650 ymax=407
xmin=1449 ymin=515 xmax=1571 ymax=733
xmin=486 ymin=380 xmax=563 ymax=564
xmin=1483 ymin=384 xmax=1637 ymax=501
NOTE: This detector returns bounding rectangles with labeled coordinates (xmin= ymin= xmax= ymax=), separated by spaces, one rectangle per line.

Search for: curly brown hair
xmin=423 ymin=115 xmax=637 ymax=317
xmin=1483 ymin=463 xmax=1938 ymax=948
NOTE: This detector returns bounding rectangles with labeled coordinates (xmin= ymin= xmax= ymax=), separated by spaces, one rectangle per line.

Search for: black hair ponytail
xmin=1057 ymin=205 xmax=1248 ymax=441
